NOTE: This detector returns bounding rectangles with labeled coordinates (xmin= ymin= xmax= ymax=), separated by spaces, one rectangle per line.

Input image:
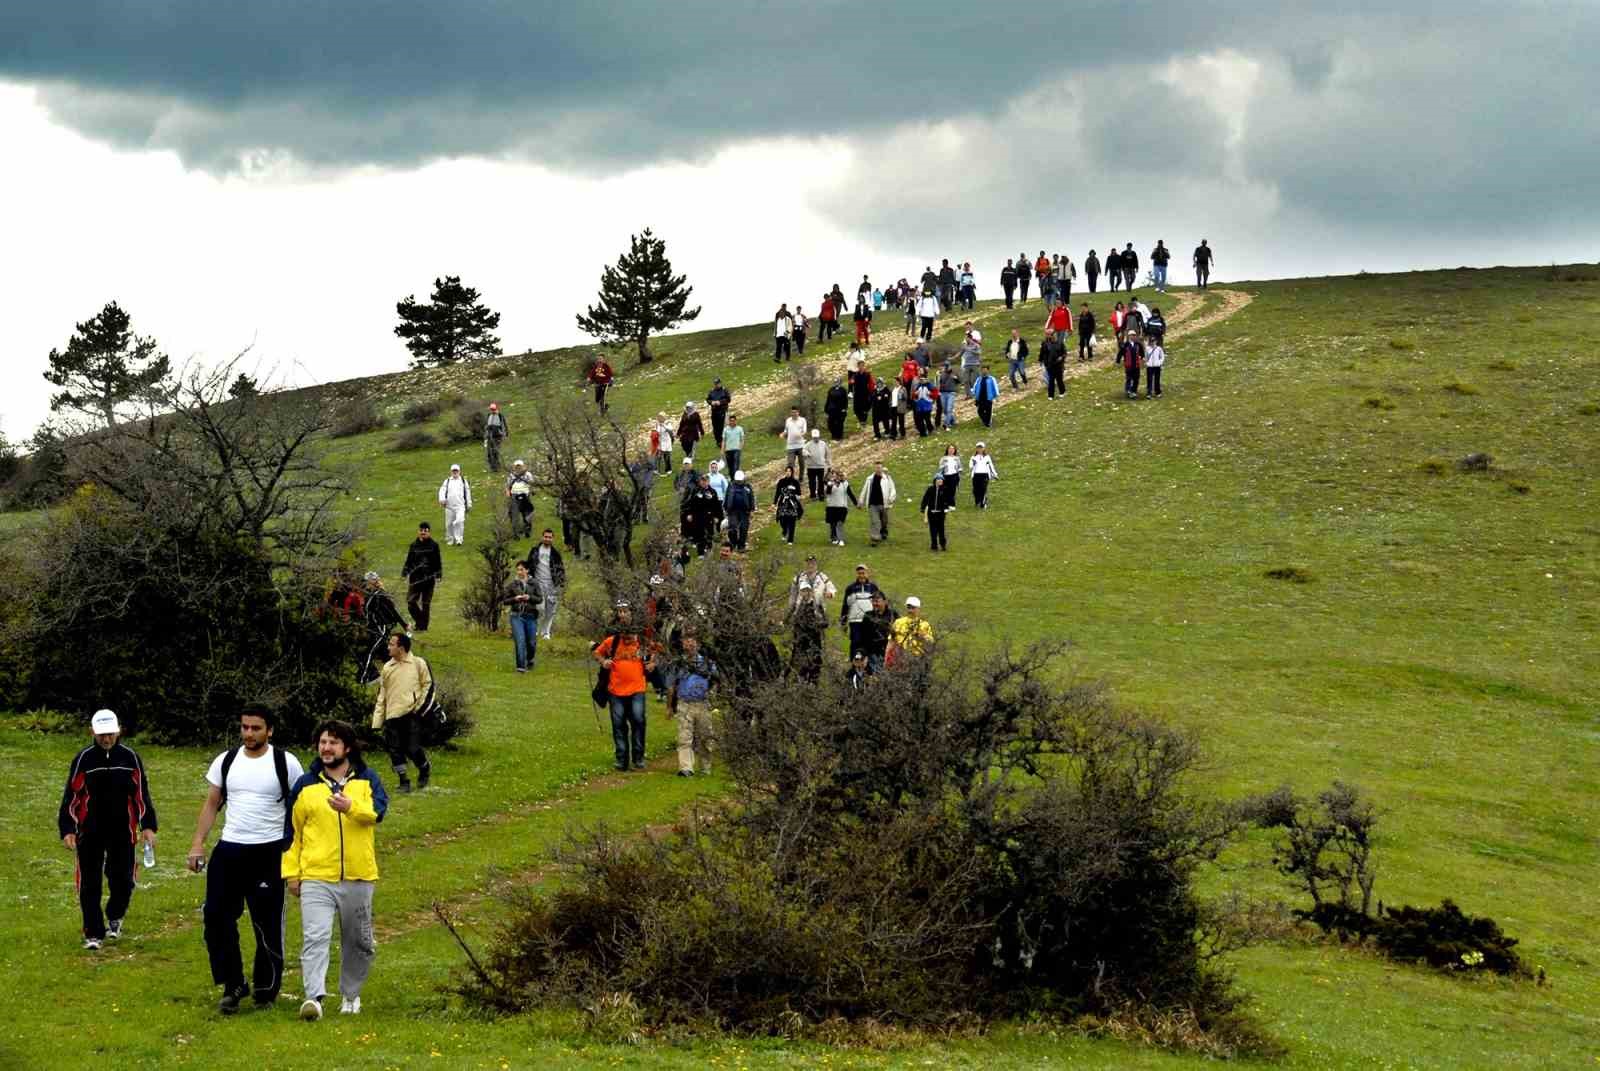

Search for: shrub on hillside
xmin=459 ymin=511 xmax=518 ymax=633
xmin=330 ymin=399 xmax=386 ymax=438
xmin=450 ymin=638 xmax=1264 ymax=1053
xmin=402 ymin=397 xmax=446 ymax=423
xmin=445 ymin=399 xmax=489 ymax=444
xmin=393 ymin=428 xmax=439 ymax=451
xmin=1243 ymin=782 xmax=1531 ymax=980
xmin=764 ymin=365 xmax=823 ymax=436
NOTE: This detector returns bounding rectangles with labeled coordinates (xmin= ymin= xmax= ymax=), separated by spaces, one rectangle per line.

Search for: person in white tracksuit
xmin=437 ymin=464 xmax=473 ymax=545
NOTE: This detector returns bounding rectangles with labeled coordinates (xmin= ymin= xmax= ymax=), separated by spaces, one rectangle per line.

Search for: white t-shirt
xmin=784 ymin=416 xmax=808 ymax=448
xmin=206 ymin=746 xmax=306 ymax=845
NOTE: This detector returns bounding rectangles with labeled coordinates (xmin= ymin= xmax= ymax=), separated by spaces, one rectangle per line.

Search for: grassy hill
xmin=1 ymin=265 xmax=1597 ymax=1069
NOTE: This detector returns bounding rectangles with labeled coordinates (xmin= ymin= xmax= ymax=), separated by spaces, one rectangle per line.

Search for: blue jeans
xmin=1153 ymin=264 xmax=1167 ymax=290
xmin=940 ymin=393 xmax=957 ymax=428
xmin=511 ymin=613 xmax=539 ymax=670
xmin=1008 ymin=358 xmax=1027 ymax=387
xmin=608 ymin=692 xmax=647 ymax=769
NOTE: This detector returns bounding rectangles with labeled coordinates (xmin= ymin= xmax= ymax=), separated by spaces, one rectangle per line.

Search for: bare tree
xmin=526 ymin=397 xmax=654 ymax=568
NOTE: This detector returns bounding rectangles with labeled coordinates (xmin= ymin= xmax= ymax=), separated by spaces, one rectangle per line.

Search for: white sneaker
xmin=299 ymin=998 xmax=323 ymax=1021
xmin=340 ymin=996 xmax=362 ymax=1015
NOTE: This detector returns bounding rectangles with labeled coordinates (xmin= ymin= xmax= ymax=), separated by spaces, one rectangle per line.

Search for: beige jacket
xmin=372 ymin=654 xmax=432 ymax=729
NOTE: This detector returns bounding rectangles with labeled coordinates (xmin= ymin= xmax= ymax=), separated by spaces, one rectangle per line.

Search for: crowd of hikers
xmin=51 ymin=239 xmax=1214 ymax=1022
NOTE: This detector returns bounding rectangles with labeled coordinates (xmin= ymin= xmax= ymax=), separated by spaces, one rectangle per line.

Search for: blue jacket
xmin=970 ymin=375 xmax=1000 ymax=403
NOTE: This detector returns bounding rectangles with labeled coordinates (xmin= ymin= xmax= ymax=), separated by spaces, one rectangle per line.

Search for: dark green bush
xmin=402 ymin=397 xmax=446 ymax=422
xmin=1374 ymin=900 xmax=1527 ymax=976
xmin=330 ymin=398 xmax=386 ymax=438
xmin=393 ymin=428 xmax=438 ymax=451
xmin=445 ymin=399 xmax=489 ymax=444
xmin=451 ymin=639 xmax=1259 ymax=1051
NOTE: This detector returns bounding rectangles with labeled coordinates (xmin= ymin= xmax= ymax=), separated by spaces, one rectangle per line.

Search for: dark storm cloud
xmin=4 ymin=1 xmax=1597 ymax=241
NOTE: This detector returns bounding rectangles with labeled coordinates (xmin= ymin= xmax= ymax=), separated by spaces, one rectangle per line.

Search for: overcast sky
xmin=4 ymin=1 xmax=1596 ymax=439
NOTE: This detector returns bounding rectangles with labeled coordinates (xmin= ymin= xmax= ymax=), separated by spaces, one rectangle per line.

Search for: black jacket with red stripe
xmin=57 ymin=743 xmax=158 ymax=840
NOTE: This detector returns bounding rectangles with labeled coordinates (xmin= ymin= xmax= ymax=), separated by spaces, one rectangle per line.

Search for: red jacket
xmin=589 ymin=361 xmax=613 ymax=385
xmin=1048 ymin=306 xmax=1070 ymax=333
xmin=899 ymin=359 xmax=920 ymax=385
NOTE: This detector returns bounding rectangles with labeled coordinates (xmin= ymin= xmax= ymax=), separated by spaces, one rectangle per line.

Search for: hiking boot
xmin=299 ymin=998 xmax=323 ymax=1021
xmin=218 ymin=983 xmax=250 ymax=1015
xmin=417 ymin=764 xmax=431 ymax=790
xmin=106 ymin=919 xmax=122 ymax=940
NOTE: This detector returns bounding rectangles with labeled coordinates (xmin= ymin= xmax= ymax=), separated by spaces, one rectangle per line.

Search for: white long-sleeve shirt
xmin=937 ymin=455 xmax=962 ymax=477
xmin=969 ymin=453 xmax=999 ymax=478
xmin=438 ymin=475 xmax=472 ymax=509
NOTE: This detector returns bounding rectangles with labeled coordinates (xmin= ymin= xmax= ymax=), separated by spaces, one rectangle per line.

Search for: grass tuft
xmin=1364 ymin=397 xmax=1397 ymax=410
xmin=1388 ymin=338 xmax=1416 ymax=351
xmin=1443 ymin=381 xmax=1480 ymax=396
xmin=1264 ymin=565 xmax=1314 ymax=583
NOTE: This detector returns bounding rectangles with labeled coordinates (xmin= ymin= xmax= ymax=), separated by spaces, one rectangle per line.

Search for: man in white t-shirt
xmin=186 ymin=703 xmax=305 ymax=1014
xmin=780 ymin=407 xmax=808 ymax=472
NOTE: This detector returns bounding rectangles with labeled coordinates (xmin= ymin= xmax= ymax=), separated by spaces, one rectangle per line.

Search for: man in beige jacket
xmin=371 ymin=633 xmax=432 ymax=792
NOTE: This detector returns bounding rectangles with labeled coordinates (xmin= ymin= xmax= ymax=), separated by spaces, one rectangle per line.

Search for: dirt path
xmin=737 ymin=290 xmax=1252 ymax=541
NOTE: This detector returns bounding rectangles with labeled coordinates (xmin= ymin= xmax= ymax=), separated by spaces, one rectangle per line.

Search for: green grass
xmin=4 ymin=266 xmax=1600 ymax=1068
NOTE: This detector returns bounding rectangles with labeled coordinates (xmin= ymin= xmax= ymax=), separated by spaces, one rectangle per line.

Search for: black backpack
xmin=218 ymin=745 xmax=291 ymax=807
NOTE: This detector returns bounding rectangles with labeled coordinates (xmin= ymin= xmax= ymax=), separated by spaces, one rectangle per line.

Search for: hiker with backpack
xmin=593 ymin=601 xmax=659 ymax=772
xmin=358 ymin=572 xmax=408 ymax=685
xmin=774 ymin=466 xmax=805 ymax=546
xmin=187 ymin=703 xmax=305 ymax=1014
xmin=725 ymin=470 xmax=756 ymax=551
xmin=483 ymin=403 xmax=508 ymax=471
xmin=371 ymin=632 xmax=433 ymax=792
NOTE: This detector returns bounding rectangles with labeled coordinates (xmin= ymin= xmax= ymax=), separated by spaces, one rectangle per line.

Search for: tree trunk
xmin=636 ymin=334 xmax=652 ymax=365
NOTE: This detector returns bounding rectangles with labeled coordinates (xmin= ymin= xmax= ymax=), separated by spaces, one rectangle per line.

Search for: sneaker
xmin=516 ymin=667 xmax=527 ymax=673
xmin=252 ymin=990 xmax=278 ymax=1008
xmin=614 ymin=764 xmax=628 ymax=773
xmin=83 ymin=937 xmax=102 ymax=951
xmin=299 ymin=998 xmax=323 ymax=1021
xmin=106 ymin=919 xmax=122 ymax=940
xmin=631 ymin=762 xmax=646 ymax=771
xmin=218 ymin=983 xmax=250 ymax=1015
xmin=340 ymin=997 xmax=362 ymax=1015
xmin=396 ymin=780 xmax=412 ymax=794
xmin=676 ymin=769 xmax=694 ymax=778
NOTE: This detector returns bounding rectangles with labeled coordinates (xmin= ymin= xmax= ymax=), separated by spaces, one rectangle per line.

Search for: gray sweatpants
xmin=300 ymin=879 xmax=376 ymax=1001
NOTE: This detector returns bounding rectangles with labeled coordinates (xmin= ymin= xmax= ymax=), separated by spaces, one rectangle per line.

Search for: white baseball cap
xmin=734 ymin=470 xmax=746 ymax=480
xmin=450 ymin=463 xmax=461 ymax=471
xmin=905 ymin=596 xmax=922 ymax=608
xmin=91 ymin=709 xmax=120 ymax=733
xmin=811 ymin=429 xmax=820 ymax=438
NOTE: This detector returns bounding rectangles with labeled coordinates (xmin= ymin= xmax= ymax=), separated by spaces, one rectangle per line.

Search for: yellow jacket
xmin=372 ymin=653 xmax=432 ymax=729
xmin=281 ymin=762 xmax=387 ymax=883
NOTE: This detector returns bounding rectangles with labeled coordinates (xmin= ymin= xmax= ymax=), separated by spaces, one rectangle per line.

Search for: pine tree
xmin=394 ymin=275 xmax=503 ymax=369
xmin=42 ymin=301 xmax=171 ymax=428
xmin=576 ymin=228 xmax=701 ymax=365
xmin=228 ymin=372 xmax=260 ymax=399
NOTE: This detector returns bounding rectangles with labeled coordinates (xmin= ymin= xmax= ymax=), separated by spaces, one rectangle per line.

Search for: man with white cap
xmin=58 ymin=709 xmax=158 ymax=950
xmin=724 ymin=469 xmax=755 ymax=551
xmin=887 ymin=597 xmax=934 ymax=667
xmin=802 ymin=428 xmax=830 ymax=501
xmin=504 ymin=459 xmax=535 ymax=538
xmin=437 ymin=464 xmax=472 ymax=545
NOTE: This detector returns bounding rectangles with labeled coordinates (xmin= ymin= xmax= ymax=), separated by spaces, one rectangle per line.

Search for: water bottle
xmin=143 ymin=841 xmax=156 ymax=869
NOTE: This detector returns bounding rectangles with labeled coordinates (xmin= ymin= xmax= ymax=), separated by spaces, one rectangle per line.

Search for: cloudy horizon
xmin=4 ymin=1 xmax=1597 ymax=439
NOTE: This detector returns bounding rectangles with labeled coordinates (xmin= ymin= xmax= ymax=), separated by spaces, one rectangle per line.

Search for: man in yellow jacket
xmin=372 ymin=632 xmax=433 ymax=792
xmin=282 ymin=719 xmax=388 ymax=1020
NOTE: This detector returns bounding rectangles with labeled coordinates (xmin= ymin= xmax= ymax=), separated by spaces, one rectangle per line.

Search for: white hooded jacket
xmin=438 ymin=474 xmax=473 ymax=510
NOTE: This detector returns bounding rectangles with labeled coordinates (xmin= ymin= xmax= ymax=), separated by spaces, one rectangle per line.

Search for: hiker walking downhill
xmin=860 ymin=462 xmax=897 ymax=546
xmin=58 ymin=709 xmax=157 ymax=951
xmin=358 ymin=572 xmax=407 ymax=684
xmin=706 ymin=378 xmax=731 ymax=446
xmin=593 ymin=601 xmax=658 ymax=772
xmin=503 ymin=560 xmax=545 ymax=673
xmin=969 ymin=442 xmax=998 ymax=509
xmin=283 ymin=719 xmax=387 ymax=1021
xmin=1041 ymin=331 xmax=1068 ymax=399
xmin=483 ymin=403 xmax=508 ymax=471
xmin=529 ymin=528 xmax=566 ymax=639
xmin=188 ymin=704 xmax=304 ymax=1013
xmin=667 ymin=633 xmax=717 ymax=776
xmin=1085 ymin=249 xmax=1101 ymax=294
xmin=774 ymin=467 xmax=804 ymax=546
xmin=1194 ymin=239 xmax=1214 ymax=289
xmin=970 ymin=365 xmax=1000 ymax=429
xmin=400 ymin=522 xmax=442 ymax=631
xmin=505 ymin=460 xmax=535 ymax=538
xmin=588 ymin=357 xmax=614 ymax=412
xmin=437 ymin=464 xmax=472 ymax=545
xmin=823 ymin=467 xmax=858 ymax=545
xmin=371 ymin=632 xmax=433 ymax=792
xmin=921 ymin=475 xmax=950 ymax=551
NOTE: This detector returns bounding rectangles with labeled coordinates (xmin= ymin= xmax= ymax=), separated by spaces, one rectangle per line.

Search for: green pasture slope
xmin=1 ymin=265 xmax=1597 ymax=1069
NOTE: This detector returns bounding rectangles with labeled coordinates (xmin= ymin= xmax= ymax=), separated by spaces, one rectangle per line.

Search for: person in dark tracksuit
xmin=400 ymin=523 xmax=442 ymax=631
xmin=1085 ymin=250 xmax=1101 ymax=294
xmin=1107 ymin=243 xmax=1123 ymax=291
xmin=187 ymin=704 xmax=305 ymax=1013
xmin=1078 ymin=307 xmax=1097 ymax=362
xmin=58 ymin=709 xmax=158 ymax=950
xmin=921 ymin=475 xmax=950 ymax=551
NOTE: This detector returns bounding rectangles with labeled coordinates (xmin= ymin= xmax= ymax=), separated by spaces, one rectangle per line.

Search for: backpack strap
xmin=218 ymin=746 xmax=241 ymax=806
xmin=273 ymin=746 xmax=290 ymax=803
